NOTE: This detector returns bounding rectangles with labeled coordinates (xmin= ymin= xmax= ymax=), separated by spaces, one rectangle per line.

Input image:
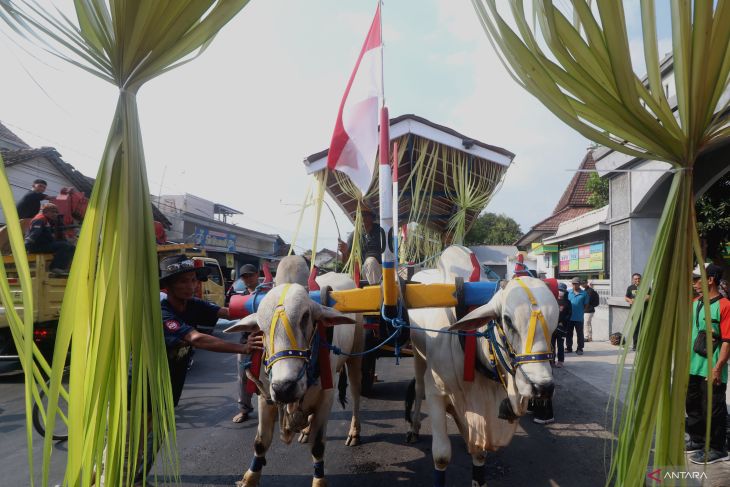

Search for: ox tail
xmin=405 ymin=378 xmax=416 ymax=424
xmin=337 ymin=367 xmax=348 ymax=409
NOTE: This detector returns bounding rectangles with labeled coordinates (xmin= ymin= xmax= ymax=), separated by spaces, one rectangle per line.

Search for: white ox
xmin=228 ymin=255 xmax=364 ymax=487
xmin=406 ymin=246 xmax=557 ymax=487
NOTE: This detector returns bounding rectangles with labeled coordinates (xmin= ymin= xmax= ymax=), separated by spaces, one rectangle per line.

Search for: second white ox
xmin=406 ymin=246 xmax=558 ymax=487
xmin=227 ymin=255 xmax=364 ymax=487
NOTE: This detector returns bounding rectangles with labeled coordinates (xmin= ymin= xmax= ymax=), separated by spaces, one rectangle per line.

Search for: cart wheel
xmin=361 ymin=354 xmax=376 ymax=397
xmin=32 ymin=371 xmax=69 ymax=441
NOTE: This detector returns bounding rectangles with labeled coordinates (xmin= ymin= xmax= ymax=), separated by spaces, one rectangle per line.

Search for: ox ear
xmin=312 ymin=303 xmax=357 ymax=326
xmin=449 ymin=302 xmax=499 ymax=331
xmin=223 ymin=314 xmax=260 ymax=333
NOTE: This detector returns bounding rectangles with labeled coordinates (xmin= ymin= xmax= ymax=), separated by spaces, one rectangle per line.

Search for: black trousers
xmin=565 ymin=320 xmax=584 ymax=351
xmin=632 ymin=317 xmax=642 ymax=349
xmin=552 ymin=331 xmax=565 ymax=363
xmin=28 ymin=240 xmax=75 ymax=270
xmin=686 ymin=374 xmax=728 ymax=451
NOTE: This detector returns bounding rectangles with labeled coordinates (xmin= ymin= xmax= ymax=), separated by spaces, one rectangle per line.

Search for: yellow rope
xmin=287 ymin=180 xmax=314 ymax=256
xmin=309 ymin=170 xmax=328 ymax=270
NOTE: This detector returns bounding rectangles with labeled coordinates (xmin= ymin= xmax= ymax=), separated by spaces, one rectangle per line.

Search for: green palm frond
xmin=0 ymin=1 xmax=250 ymax=485
xmin=471 ymin=1 xmax=730 ymax=484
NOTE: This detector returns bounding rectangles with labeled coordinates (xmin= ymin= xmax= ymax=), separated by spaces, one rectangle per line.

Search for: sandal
xmin=232 ymin=411 xmax=250 ymax=423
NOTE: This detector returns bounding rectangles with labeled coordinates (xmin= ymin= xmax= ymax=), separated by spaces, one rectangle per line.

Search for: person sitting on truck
xmin=24 ymin=203 xmax=75 ymax=275
xmin=16 ymin=178 xmax=50 ymax=219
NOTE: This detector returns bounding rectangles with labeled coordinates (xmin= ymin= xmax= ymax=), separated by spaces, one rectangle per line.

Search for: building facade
xmin=158 ymin=193 xmax=285 ymax=280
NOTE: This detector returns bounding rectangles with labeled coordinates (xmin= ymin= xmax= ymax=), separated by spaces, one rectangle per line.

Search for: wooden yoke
xmin=311 ymin=280 xmax=498 ymax=314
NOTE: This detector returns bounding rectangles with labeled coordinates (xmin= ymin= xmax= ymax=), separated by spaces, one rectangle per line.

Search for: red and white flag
xmin=327 ymin=4 xmax=383 ymax=194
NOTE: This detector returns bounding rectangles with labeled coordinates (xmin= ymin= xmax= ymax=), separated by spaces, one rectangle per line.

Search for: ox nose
xmin=271 ymin=380 xmax=300 ymax=404
xmin=532 ymin=382 xmax=554 ymax=400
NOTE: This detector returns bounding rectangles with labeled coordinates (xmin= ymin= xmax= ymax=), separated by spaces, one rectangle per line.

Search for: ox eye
xmin=503 ymin=315 xmax=515 ymax=332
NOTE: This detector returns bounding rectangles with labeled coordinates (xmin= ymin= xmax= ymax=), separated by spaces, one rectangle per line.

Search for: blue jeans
xmin=565 ymin=320 xmax=584 ymax=352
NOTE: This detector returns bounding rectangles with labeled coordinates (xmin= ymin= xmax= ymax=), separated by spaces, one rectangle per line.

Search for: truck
xmin=0 ymin=243 xmax=226 ymax=361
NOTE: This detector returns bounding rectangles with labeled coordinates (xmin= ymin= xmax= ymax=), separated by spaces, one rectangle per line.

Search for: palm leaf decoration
xmin=0 ymin=1 xmax=250 ymax=485
xmin=470 ymin=0 xmax=730 ymax=484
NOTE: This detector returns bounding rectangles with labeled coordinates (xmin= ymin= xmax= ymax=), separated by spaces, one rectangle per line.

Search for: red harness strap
xmin=463 ymin=331 xmax=477 ymax=382
xmin=246 ymin=351 xmax=263 ymax=395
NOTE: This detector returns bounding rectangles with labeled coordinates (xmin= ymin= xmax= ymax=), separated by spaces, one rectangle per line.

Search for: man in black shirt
xmin=625 ymin=272 xmax=649 ymax=350
xmin=159 ymin=255 xmax=263 ymax=406
xmin=583 ymin=280 xmax=600 ymax=342
xmin=16 ymin=179 xmax=50 ymax=219
xmin=338 ymin=208 xmax=384 ymax=283
xmin=128 ymin=255 xmax=263 ymax=485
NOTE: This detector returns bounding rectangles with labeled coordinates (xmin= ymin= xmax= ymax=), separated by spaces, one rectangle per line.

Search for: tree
xmin=464 ymin=212 xmax=523 ymax=246
xmin=586 ymin=172 xmax=608 ymax=208
xmin=697 ymin=173 xmax=730 ymax=260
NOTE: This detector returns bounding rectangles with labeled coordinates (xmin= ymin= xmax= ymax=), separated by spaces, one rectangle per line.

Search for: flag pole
xmin=377 ymin=0 xmax=397 ymax=321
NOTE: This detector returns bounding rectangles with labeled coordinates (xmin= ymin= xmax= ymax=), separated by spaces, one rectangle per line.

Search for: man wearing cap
xmin=125 ymin=255 xmax=264 ymax=485
xmin=338 ymin=208 xmax=384 ymax=284
xmin=565 ymin=277 xmax=589 ymax=355
xmin=227 ymin=263 xmax=260 ymax=423
xmin=229 ymin=263 xmax=259 ymax=296
xmin=685 ymin=263 xmax=730 ymax=464
xmin=159 ymin=255 xmax=263 ymax=407
xmin=582 ymin=280 xmax=600 ymax=342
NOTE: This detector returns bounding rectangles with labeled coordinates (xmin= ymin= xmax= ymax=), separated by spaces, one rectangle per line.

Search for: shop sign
xmin=559 ymin=242 xmax=604 ymax=272
xmin=193 ymin=226 xmax=236 ymax=252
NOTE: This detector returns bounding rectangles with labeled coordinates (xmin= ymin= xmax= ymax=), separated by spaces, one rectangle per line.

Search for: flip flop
xmin=232 ymin=411 xmax=249 ymax=423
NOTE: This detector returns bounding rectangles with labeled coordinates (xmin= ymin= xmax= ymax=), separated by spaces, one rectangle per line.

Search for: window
xmin=205 ymin=263 xmax=223 ymax=285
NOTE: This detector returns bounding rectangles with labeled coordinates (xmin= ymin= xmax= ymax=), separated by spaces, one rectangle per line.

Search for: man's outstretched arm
xmin=184 ymin=330 xmax=263 ymax=354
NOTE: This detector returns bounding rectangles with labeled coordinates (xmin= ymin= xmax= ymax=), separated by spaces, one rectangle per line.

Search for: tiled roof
xmin=2 ymin=147 xmax=94 ymax=194
xmin=1 ymin=146 xmax=171 ymax=227
xmin=0 ymin=121 xmax=30 ymax=149
xmin=552 ymin=151 xmax=595 ymax=213
xmin=532 ymin=207 xmax=594 ymax=232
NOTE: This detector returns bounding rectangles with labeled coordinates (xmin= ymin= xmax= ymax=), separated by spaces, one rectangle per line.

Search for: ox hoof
xmin=280 ymin=429 xmax=295 ymax=445
xmin=405 ymin=431 xmax=419 ymax=444
xmin=298 ymin=432 xmax=309 ymax=444
xmin=345 ymin=433 xmax=361 ymax=446
xmin=312 ymin=477 xmax=328 ymax=487
xmin=236 ymin=470 xmax=261 ymax=487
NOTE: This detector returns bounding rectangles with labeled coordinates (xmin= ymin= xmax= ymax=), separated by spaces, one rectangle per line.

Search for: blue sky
xmin=0 ymin=1 xmax=672 ymax=253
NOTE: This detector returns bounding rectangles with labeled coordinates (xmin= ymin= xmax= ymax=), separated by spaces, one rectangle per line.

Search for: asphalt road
xmin=0 ymin=326 xmax=630 ymax=487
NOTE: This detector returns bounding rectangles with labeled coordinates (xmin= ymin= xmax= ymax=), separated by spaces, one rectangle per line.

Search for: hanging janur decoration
xmin=470 ymin=1 xmax=730 ymax=484
xmin=0 ymin=1 xmax=251 ymax=485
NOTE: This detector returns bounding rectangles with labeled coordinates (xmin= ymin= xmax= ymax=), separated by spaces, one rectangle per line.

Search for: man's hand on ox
xmin=245 ymin=331 xmax=265 ymax=353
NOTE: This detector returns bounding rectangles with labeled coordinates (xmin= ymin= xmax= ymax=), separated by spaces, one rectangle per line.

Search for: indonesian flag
xmin=327 ymin=4 xmax=383 ymax=194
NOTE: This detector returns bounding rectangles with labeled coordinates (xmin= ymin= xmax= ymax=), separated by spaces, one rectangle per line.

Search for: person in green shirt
xmin=685 ymin=263 xmax=730 ymax=465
